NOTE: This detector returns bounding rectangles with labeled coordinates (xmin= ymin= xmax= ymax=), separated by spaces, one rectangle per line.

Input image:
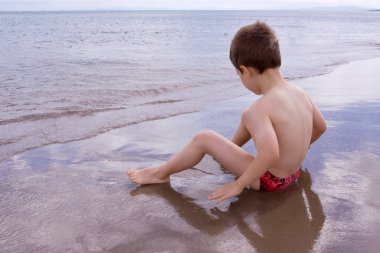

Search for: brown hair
xmin=230 ymin=21 xmax=281 ymax=74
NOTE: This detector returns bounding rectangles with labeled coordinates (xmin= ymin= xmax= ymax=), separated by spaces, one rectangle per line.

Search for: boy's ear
xmin=239 ymin=65 xmax=250 ymax=76
xmin=240 ymin=65 xmax=260 ymax=77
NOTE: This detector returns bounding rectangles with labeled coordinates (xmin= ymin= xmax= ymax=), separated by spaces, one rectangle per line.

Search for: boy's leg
xmin=127 ymin=130 xmax=260 ymax=189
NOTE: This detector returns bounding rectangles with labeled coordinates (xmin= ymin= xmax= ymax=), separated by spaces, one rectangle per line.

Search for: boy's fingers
xmin=209 ymin=191 xmax=226 ymax=202
xmin=208 ymin=193 xmax=219 ymax=200
xmin=209 ymin=188 xmax=225 ymax=199
xmin=209 ymin=193 xmax=220 ymax=200
xmin=214 ymin=196 xmax=227 ymax=204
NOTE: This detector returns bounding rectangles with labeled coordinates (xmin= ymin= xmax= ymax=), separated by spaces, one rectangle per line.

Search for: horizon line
xmin=0 ymin=7 xmax=377 ymax=12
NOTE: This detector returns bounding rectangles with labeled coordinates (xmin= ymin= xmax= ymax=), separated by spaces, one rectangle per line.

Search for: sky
xmin=0 ymin=0 xmax=379 ymax=11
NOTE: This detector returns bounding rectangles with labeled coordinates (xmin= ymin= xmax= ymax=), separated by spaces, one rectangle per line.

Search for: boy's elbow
xmin=319 ymin=120 xmax=327 ymax=134
xmin=263 ymin=147 xmax=280 ymax=165
xmin=314 ymin=119 xmax=327 ymax=136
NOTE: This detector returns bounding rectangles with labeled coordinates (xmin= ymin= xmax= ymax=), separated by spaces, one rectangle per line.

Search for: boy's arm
xmin=231 ymin=108 xmax=251 ymax=147
xmin=235 ymin=106 xmax=279 ymax=189
xmin=209 ymin=105 xmax=279 ymax=202
xmin=309 ymin=97 xmax=327 ymax=146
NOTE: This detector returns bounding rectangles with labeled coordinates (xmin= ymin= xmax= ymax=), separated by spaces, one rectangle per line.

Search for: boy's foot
xmin=126 ymin=167 xmax=169 ymax=185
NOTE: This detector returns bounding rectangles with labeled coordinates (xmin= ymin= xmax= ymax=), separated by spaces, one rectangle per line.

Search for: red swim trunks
xmin=259 ymin=169 xmax=301 ymax=192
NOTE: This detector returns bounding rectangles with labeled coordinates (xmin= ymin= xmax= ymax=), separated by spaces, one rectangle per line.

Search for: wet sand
xmin=1 ymin=58 xmax=380 ymax=253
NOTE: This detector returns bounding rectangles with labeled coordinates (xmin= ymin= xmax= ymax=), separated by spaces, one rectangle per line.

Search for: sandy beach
xmin=1 ymin=57 xmax=380 ymax=252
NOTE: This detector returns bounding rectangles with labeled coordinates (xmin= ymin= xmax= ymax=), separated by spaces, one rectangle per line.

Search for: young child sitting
xmin=127 ymin=21 xmax=327 ymax=204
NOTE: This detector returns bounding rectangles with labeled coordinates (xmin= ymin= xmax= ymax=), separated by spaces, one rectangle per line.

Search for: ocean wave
xmin=67 ymin=59 xmax=137 ymax=66
xmin=0 ymin=107 xmax=125 ymax=125
xmin=141 ymin=99 xmax=185 ymax=105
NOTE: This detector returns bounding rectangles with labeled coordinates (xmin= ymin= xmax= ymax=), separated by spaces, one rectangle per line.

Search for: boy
xmin=127 ymin=21 xmax=326 ymax=204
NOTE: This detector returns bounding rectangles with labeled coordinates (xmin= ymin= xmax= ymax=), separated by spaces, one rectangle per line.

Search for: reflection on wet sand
xmin=130 ymin=169 xmax=325 ymax=253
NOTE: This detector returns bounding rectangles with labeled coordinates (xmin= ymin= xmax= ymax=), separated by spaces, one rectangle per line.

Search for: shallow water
xmin=1 ymin=10 xmax=380 ymax=161
xmin=1 ymin=58 xmax=380 ymax=252
xmin=0 ymin=107 xmax=326 ymax=252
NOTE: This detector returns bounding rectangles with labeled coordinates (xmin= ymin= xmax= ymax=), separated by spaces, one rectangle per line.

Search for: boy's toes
xmin=127 ymin=172 xmax=137 ymax=180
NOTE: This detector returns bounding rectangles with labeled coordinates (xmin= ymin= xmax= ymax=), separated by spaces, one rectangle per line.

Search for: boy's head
xmin=230 ymin=21 xmax=281 ymax=74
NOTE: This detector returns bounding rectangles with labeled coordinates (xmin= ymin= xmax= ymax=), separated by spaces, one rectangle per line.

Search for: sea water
xmin=1 ymin=10 xmax=380 ymax=160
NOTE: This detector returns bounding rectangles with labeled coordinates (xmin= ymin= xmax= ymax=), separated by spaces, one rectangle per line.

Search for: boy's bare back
xmin=247 ymin=81 xmax=313 ymax=178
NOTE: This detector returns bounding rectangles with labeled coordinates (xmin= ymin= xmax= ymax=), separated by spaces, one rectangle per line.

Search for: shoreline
xmin=0 ymin=9 xmax=376 ymax=13
xmin=1 ymin=57 xmax=380 ymax=252
xmin=3 ymin=57 xmax=380 ymax=166
xmin=2 ymin=56 xmax=380 ymax=163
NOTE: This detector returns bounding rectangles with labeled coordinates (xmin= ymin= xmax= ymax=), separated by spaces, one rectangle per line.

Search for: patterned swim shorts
xmin=259 ymin=168 xmax=301 ymax=192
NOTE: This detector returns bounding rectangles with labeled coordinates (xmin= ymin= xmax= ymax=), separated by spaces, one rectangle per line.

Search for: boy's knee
xmin=193 ymin=130 xmax=217 ymax=146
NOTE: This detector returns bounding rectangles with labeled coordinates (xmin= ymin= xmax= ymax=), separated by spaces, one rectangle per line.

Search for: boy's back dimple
xmin=263 ymin=82 xmax=313 ymax=178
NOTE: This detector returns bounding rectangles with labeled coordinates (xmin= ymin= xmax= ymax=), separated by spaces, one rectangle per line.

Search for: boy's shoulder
xmin=246 ymin=83 xmax=310 ymax=117
xmin=244 ymin=98 xmax=271 ymax=124
xmin=247 ymin=92 xmax=275 ymax=113
xmin=243 ymin=98 xmax=280 ymax=139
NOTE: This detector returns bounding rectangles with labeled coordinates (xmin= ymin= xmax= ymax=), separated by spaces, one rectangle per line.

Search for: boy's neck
xmin=256 ymin=68 xmax=286 ymax=95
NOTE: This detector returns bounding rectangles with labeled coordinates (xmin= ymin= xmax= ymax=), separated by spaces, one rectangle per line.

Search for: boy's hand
xmin=208 ymin=181 xmax=244 ymax=204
